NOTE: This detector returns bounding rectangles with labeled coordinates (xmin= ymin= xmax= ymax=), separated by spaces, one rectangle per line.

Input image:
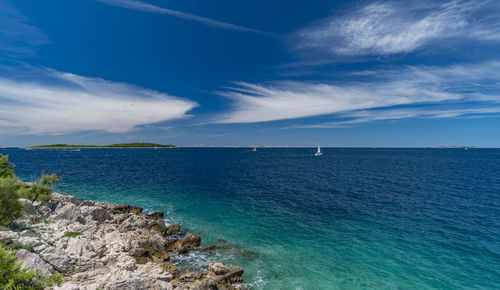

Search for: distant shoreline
xmin=26 ymin=143 xmax=176 ymax=149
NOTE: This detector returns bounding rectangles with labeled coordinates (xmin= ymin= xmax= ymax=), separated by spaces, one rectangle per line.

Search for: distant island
xmin=27 ymin=143 xmax=176 ymax=148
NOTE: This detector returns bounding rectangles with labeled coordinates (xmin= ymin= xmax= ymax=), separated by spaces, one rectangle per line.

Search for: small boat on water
xmin=252 ymin=146 xmax=256 ymax=152
xmin=314 ymin=146 xmax=322 ymax=156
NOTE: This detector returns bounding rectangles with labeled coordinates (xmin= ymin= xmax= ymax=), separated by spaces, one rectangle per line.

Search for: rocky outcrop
xmin=16 ymin=249 xmax=55 ymax=276
xmin=2 ymin=192 xmax=248 ymax=289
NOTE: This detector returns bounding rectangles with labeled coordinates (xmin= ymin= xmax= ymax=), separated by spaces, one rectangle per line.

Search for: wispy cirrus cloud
xmin=212 ymin=61 xmax=500 ymax=124
xmin=0 ymin=67 xmax=197 ymax=136
xmin=290 ymin=0 xmax=500 ymax=57
xmin=291 ymin=106 xmax=500 ymax=128
xmin=97 ymin=0 xmax=276 ymax=36
xmin=0 ymin=0 xmax=48 ymax=56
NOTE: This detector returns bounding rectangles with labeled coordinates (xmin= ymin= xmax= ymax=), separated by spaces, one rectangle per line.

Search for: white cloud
xmin=0 ymin=0 xmax=48 ymax=56
xmin=0 ymin=68 xmax=197 ymax=135
xmin=97 ymin=0 xmax=275 ymax=36
xmin=292 ymin=107 xmax=500 ymax=128
xmin=212 ymin=62 xmax=500 ymax=124
xmin=291 ymin=0 xmax=500 ymax=56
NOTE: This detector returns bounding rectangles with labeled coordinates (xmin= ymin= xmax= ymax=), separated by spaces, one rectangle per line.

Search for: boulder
xmin=149 ymin=222 xmax=167 ymax=234
xmin=167 ymin=234 xmax=202 ymax=254
xmin=148 ymin=211 xmax=164 ymax=219
xmin=53 ymin=203 xmax=82 ymax=222
xmin=80 ymin=206 xmax=111 ymax=223
xmin=208 ymin=262 xmax=229 ymax=275
xmin=40 ymin=247 xmax=71 ymax=272
xmin=130 ymin=234 xmax=169 ymax=264
xmin=41 ymin=199 xmax=63 ymax=212
xmin=224 ymin=266 xmax=244 ymax=283
xmin=180 ymin=234 xmax=201 ymax=252
xmin=16 ymin=249 xmax=55 ymax=276
xmin=165 ymin=224 xmax=182 ymax=236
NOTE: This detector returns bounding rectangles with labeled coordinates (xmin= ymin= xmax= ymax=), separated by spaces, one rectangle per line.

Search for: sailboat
xmin=252 ymin=146 xmax=257 ymax=152
xmin=314 ymin=146 xmax=322 ymax=156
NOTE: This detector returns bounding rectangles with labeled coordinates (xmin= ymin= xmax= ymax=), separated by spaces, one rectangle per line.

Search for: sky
xmin=0 ymin=0 xmax=499 ymax=147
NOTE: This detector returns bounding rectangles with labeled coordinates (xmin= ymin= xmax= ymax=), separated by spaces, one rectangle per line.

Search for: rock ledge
xmin=0 ymin=192 xmax=248 ymax=290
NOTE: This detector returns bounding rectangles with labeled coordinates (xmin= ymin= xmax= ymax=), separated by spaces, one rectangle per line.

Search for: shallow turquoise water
xmin=2 ymin=148 xmax=500 ymax=289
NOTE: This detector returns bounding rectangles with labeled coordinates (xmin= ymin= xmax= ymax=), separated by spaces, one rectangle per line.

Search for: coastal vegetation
xmin=61 ymin=232 xmax=81 ymax=238
xmin=0 ymin=246 xmax=41 ymax=289
xmin=28 ymin=143 xmax=176 ymax=148
xmin=0 ymin=178 xmax=23 ymax=226
xmin=0 ymin=155 xmax=59 ymax=225
xmin=20 ymin=174 xmax=59 ymax=203
xmin=0 ymin=154 xmax=63 ymax=288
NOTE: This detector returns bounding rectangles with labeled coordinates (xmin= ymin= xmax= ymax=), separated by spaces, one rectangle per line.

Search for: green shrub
xmin=40 ymin=174 xmax=59 ymax=187
xmin=0 ymin=178 xmax=23 ymax=226
xmin=1 ymin=241 xmax=35 ymax=253
xmin=62 ymin=232 xmax=82 ymax=238
xmin=40 ymin=272 xmax=64 ymax=287
xmin=0 ymin=245 xmax=42 ymax=289
xmin=0 ymin=154 xmax=15 ymax=179
xmin=18 ymin=174 xmax=59 ymax=203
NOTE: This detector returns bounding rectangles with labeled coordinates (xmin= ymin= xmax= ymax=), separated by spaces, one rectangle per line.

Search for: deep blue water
xmin=1 ymin=148 xmax=499 ymax=289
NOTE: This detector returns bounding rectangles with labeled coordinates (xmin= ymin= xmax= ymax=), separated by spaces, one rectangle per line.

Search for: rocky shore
xmin=0 ymin=192 xmax=248 ymax=289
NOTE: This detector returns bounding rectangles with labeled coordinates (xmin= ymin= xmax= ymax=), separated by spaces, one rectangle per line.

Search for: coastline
xmin=0 ymin=191 xmax=248 ymax=289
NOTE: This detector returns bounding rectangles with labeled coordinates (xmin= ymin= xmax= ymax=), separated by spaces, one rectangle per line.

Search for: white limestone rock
xmin=16 ymin=249 xmax=55 ymax=276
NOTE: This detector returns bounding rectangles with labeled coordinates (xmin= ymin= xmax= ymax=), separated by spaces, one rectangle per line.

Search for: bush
xmin=18 ymin=174 xmax=59 ymax=203
xmin=0 ymin=245 xmax=42 ymax=289
xmin=62 ymin=232 xmax=81 ymax=238
xmin=40 ymin=272 xmax=63 ymax=287
xmin=0 ymin=154 xmax=15 ymax=179
xmin=0 ymin=178 xmax=23 ymax=226
xmin=40 ymin=174 xmax=59 ymax=187
xmin=3 ymin=241 xmax=35 ymax=253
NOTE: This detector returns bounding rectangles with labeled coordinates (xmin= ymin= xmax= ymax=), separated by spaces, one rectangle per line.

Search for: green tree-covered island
xmin=27 ymin=143 xmax=176 ymax=149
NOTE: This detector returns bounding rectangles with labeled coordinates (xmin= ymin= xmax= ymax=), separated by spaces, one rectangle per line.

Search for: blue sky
xmin=1 ymin=0 xmax=499 ymax=147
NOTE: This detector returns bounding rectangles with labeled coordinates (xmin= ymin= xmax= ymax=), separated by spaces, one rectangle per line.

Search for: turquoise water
xmin=2 ymin=148 xmax=500 ymax=289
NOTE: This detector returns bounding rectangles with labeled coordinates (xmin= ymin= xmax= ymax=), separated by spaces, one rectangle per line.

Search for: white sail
xmin=315 ymin=145 xmax=322 ymax=156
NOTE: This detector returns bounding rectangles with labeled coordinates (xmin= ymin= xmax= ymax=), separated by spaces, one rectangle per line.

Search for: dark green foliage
xmin=3 ymin=241 xmax=35 ymax=253
xmin=103 ymin=143 xmax=175 ymax=148
xmin=18 ymin=174 xmax=59 ymax=203
xmin=40 ymin=272 xmax=63 ymax=286
xmin=62 ymin=232 xmax=82 ymax=238
xmin=0 ymin=246 xmax=41 ymax=289
xmin=40 ymin=174 xmax=59 ymax=187
xmin=0 ymin=178 xmax=23 ymax=226
xmin=0 ymin=154 xmax=15 ymax=179
xmin=0 ymin=246 xmax=63 ymax=289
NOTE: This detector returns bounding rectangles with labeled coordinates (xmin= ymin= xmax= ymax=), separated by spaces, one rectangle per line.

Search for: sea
xmin=1 ymin=147 xmax=499 ymax=289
